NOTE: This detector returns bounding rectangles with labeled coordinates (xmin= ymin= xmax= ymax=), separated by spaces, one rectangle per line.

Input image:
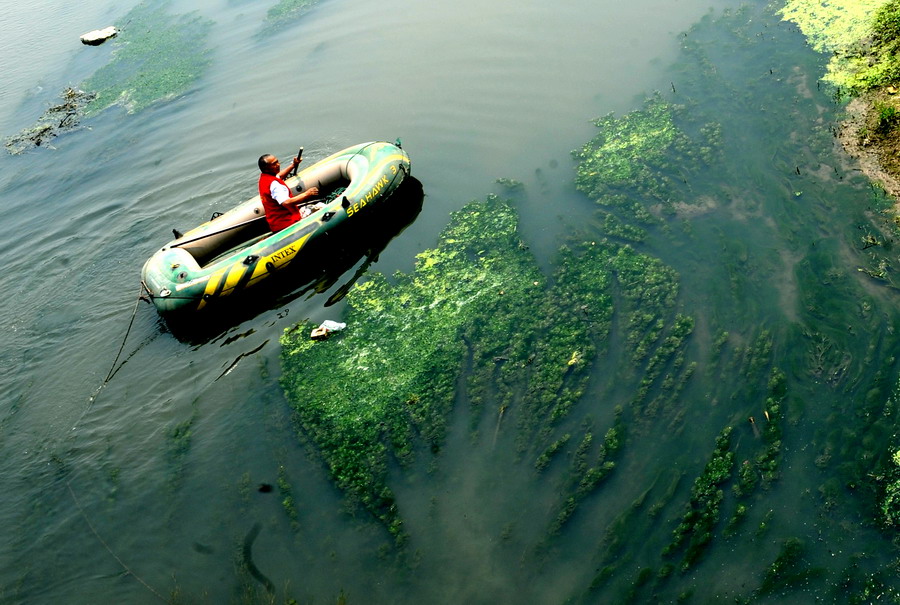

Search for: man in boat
xmin=258 ymin=153 xmax=321 ymax=232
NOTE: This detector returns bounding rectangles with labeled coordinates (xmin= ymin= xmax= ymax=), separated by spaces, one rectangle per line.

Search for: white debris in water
xmin=80 ymin=26 xmax=118 ymax=46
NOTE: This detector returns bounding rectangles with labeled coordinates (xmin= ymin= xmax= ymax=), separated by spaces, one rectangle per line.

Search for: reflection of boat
xmin=141 ymin=141 xmax=411 ymax=316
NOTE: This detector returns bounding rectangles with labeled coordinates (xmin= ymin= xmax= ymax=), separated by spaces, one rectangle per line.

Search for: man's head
xmin=258 ymin=154 xmax=279 ymax=175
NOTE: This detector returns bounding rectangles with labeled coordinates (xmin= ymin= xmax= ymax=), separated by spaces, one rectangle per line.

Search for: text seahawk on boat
xmin=141 ymin=141 xmax=410 ymax=315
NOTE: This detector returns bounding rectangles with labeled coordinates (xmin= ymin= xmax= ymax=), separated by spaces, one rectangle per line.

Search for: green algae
xmin=875 ymin=374 xmax=900 ymax=527
xmin=544 ymin=410 xmax=625 ymax=538
xmin=724 ymin=368 xmax=786 ymax=541
xmin=779 ymin=0 xmax=900 ymax=94
xmin=5 ymin=0 xmax=213 ymax=152
xmin=756 ymin=537 xmax=825 ymax=597
xmin=165 ymin=414 xmax=196 ymax=494
xmin=662 ymin=427 xmax=734 ymax=572
xmin=779 ymin=0 xmax=888 ymax=55
xmin=834 ymin=555 xmax=900 ymax=603
xmin=573 ymin=93 xmax=721 ymax=207
xmin=277 ymin=465 xmax=300 ymax=528
xmin=266 ymin=0 xmax=318 ymax=24
xmin=81 ymin=2 xmax=213 ymax=115
xmin=281 ymin=196 xmax=544 ymax=541
xmin=252 ymin=4 xmax=900 ymax=600
xmin=280 ymin=193 xmax=684 ymax=541
xmin=587 ymin=480 xmax=661 ymax=592
xmin=535 ymin=433 xmax=570 ymax=472
xmin=4 ymin=88 xmax=96 ymax=154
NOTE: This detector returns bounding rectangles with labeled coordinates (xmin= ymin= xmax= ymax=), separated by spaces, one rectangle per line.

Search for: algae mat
xmin=278 ymin=5 xmax=900 ymax=602
xmin=5 ymin=0 xmax=213 ymax=153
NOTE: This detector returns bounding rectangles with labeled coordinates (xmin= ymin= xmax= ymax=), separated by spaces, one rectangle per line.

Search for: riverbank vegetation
xmin=782 ymin=0 xmax=900 ymax=532
xmin=781 ymin=1 xmax=900 ymax=198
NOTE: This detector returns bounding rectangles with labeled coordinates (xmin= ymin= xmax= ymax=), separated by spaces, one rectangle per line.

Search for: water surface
xmin=7 ymin=0 xmax=896 ymax=603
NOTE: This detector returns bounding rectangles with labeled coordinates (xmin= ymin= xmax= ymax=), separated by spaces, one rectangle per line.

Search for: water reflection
xmin=164 ymin=177 xmax=425 ymax=343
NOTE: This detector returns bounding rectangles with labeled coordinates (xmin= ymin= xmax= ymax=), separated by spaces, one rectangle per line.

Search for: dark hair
xmin=258 ymin=154 xmax=275 ymax=173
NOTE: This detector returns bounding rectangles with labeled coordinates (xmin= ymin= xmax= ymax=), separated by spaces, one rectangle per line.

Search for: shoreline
xmin=838 ymin=93 xmax=900 ymax=200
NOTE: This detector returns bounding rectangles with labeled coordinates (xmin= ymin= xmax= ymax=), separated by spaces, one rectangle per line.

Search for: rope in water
xmin=67 ymin=481 xmax=167 ymax=602
xmin=67 ymin=284 xmax=167 ymax=601
xmin=104 ymin=285 xmax=146 ymax=382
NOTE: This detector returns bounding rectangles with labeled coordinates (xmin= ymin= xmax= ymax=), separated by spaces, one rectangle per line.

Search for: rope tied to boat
xmin=67 ymin=283 xmax=167 ymax=603
xmin=85 ymin=284 xmax=154 ymax=406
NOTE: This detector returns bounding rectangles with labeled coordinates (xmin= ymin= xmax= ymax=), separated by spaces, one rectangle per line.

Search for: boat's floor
xmin=203 ymin=230 xmax=272 ymax=267
xmin=193 ymin=185 xmax=349 ymax=269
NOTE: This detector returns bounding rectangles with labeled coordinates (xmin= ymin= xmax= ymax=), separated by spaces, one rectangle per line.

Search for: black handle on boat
xmin=288 ymin=146 xmax=303 ymax=178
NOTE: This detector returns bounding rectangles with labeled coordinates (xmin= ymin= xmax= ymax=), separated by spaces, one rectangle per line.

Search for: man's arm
xmin=283 ymin=187 xmax=320 ymax=208
xmin=277 ymin=156 xmax=301 ymax=180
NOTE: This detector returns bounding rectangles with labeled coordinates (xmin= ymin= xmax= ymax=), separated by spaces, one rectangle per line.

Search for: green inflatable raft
xmin=141 ymin=141 xmax=411 ymax=315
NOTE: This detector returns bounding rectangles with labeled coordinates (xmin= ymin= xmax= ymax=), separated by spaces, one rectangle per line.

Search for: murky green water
xmin=3 ymin=0 xmax=900 ymax=603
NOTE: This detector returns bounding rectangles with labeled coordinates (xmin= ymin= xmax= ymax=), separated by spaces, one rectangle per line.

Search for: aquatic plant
xmin=662 ymin=427 xmax=734 ymax=572
xmin=779 ymin=0 xmax=888 ymax=55
xmin=585 ymin=481 xmax=660 ymax=592
xmin=277 ymin=465 xmax=299 ymax=528
xmin=600 ymin=212 xmax=647 ymax=243
xmin=633 ymin=314 xmax=694 ymax=409
xmin=730 ymin=369 xmax=786 ymax=537
xmin=280 ymin=188 xmax=685 ymax=542
xmin=4 ymin=88 xmax=96 ymax=154
xmin=250 ymin=4 xmax=900 ymax=600
xmin=573 ymin=92 xmax=722 ymax=217
xmin=4 ymin=2 xmax=211 ymax=153
xmin=281 ymin=196 xmax=546 ymax=541
xmin=545 ymin=410 xmax=625 ymax=537
xmin=834 ymin=554 xmax=900 ymax=603
xmin=535 ymin=433 xmax=570 ymax=472
xmin=779 ymin=0 xmax=889 ymax=93
xmin=779 ymin=0 xmax=900 ymax=94
xmin=266 ymin=0 xmax=318 ymax=24
xmin=873 ymin=374 xmax=900 ymax=527
xmin=81 ymin=1 xmax=213 ymax=114
xmin=756 ymin=537 xmax=825 ymax=596
xmin=164 ymin=413 xmax=197 ymax=498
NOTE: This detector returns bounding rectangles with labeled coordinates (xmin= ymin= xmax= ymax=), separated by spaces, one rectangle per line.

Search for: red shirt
xmin=259 ymin=173 xmax=299 ymax=232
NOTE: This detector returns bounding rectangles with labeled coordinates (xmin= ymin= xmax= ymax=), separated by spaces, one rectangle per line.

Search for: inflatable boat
xmin=141 ymin=141 xmax=411 ymax=315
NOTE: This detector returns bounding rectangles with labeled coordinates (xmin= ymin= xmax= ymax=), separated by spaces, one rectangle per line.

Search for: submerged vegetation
xmin=573 ymin=92 xmax=721 ymax=209
xmin=779 ymin=0 xmax=892 ymax=93
xmin=4 ymin=88 xmax=96 ymax=154
xmin=4 ymin=1 xmax=212 ymax=153
xmin=275 ymin=3 xmax=900 ymax=602
xmin=3 ymin=0 xmax=329 ymax=154
xmin=281 ymin=195 xmax=683 ymax=543
xmin=81 ymin=2 xmax=213 ymax=115
xmin=265 ymin=0 xmax=319 ymax=26
xmin=18 ymin=1 xmax=900 ymax=602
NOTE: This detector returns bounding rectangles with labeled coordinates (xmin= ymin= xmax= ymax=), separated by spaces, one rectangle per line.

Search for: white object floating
xmin=80 ymin=26 xmax=118 ymax=46
xmin=310 ymin=320 xmax=347 ymax=340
